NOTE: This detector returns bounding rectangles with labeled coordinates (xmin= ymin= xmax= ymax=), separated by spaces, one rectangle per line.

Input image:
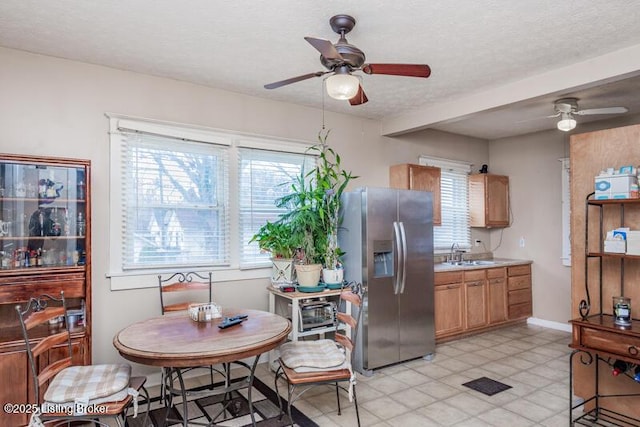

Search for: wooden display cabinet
xmin=469 ymin=173 xmax=509 ymax=228
xmin=0 ymin=154 xmax=91 ymax=427
xmin=389 ymin=164 xmax=441 ymax=225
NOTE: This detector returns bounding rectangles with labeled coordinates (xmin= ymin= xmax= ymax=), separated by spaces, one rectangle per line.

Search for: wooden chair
xmin=16 ymin=292 xmax=148 ymax=427
xmin=274 ymin=282 xmax=363 ymax=426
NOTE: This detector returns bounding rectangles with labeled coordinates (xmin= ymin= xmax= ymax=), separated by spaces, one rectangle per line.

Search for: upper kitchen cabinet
xmin=389 ymin=164 xmax=441 ymax=225
xmin=469 ymin=173 xmax=510 ymax=228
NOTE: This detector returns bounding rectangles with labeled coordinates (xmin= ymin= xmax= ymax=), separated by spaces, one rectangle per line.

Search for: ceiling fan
xmin=263 ymin=14 xmax=431 ymax=106
xmin=551 ymin=98 xmax=628 ymax=131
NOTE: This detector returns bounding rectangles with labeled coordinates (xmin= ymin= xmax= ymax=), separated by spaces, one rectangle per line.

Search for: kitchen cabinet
xmin=389 ymin=163 xmax=441 ymax=225
xmin=0 ymin=154 xmax=91 ymax=427
xmin=469 ymin=173 xmax=509 ymax=228
xmin=434 ymin=262 xmax=531 ymax=342
xmin=507 ymin=264 xmax=532 ymax=320
xmin=434 ymin=271 xmax=464 ymax=338
xmin=464 ymin=270 xmax=487 ymax=330
xmin=487 ymin=268 xmax=508 ymax=324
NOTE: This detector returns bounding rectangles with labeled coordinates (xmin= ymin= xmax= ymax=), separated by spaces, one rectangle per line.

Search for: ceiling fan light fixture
xmin=557 ymin=112 xmax=577 ymax=132
xmin=325 ymin=72 xmax=359 ymax=100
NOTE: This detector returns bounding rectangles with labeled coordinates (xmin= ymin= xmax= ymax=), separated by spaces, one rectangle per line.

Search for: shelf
xmin=587 ymin=252 xmax=640 ymax=259
xmin=0 ymin=235 xmax=84 ymax=241
xmin=588 ymin=198 xmax=640 ymax=206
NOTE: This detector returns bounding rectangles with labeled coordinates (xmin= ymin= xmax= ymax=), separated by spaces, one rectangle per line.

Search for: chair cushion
xmin=279 ymin=339 xmax=346 ymax=371
xmin=44 ymin=364 xmax=131 ymax=404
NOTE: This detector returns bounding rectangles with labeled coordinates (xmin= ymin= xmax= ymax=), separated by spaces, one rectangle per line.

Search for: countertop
xmin=434 ymin=257 xmax=532 ymax=272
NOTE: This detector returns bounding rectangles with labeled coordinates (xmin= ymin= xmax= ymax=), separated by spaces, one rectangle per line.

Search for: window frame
xmin=419 ymin=155 xmax=472 ymax=253
xmin=107 ymin=114 xmax=313 ymax=290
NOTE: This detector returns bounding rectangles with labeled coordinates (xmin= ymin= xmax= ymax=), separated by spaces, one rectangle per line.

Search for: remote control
xmin=227 ymin=314 xmax=248 ymax=322
xmin=218 ymin=318 xmax=244 ymax=329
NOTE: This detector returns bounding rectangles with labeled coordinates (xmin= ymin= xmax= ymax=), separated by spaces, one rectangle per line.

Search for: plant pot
xmin=271 ymin=258 xmax=296 ymax=285
xmin=322 ymin=268 xmax=344 ymax=285
xmin=295 ymin=264 xmax=322 ymax=287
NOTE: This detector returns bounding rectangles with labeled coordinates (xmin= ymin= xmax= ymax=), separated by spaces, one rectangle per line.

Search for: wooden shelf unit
xmin=0 ymin=154 xmax=91 ymax=427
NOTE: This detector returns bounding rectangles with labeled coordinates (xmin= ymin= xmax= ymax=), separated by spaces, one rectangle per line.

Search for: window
xmin=108 ymin=115 xmax=313 ymax=282
xmin=419 ymin=156 xmax=472 ymax=251
xmin=238 ymin=148 xmax=316 ymax=267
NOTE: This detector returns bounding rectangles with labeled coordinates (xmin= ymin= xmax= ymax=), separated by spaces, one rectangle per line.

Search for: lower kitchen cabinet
xmin=487 ymin=268 xmax=508 ymax=324
xmin=435 ymin=262 xmax=531 ymax=341
xmin=464 ymin=270 xmax=487 ymax=330
xmin=507 ymin=264 xmax=532 ymax=320
xmin=434 ymin=271 xmax=464 ymax=338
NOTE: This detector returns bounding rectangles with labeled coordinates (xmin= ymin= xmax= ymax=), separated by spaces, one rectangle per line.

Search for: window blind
xmin=120 ymin=131 xmax=230 ymax=269
xmin=420 ymin=156 xmax=472 ymax=251
xmin=238 ymin=147 xmax=316 ymax=267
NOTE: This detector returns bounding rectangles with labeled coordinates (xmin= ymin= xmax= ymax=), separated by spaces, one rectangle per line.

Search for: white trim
xmin=526 ymin=317 xmax=572 ymax=333
xmin=419 ymin=155 xmax=473 ymax=173
xmin=236 ymin=137 xmax=313 ymax=154
xmin=559 ymin=158 xmax=571 ymax=267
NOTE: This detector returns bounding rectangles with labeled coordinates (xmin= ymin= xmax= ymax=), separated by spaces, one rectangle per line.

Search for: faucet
xmin=448 ymin=242 xmax=465 ymax=263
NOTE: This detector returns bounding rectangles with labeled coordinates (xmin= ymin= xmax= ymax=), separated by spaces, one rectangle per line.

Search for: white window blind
xmin=420 ymin=156 xmax=472 ymax=251
xmin=120 ymin=132 xmax=230 ymax=269
xmin=238 ymin=148 xmax=316 ymax=267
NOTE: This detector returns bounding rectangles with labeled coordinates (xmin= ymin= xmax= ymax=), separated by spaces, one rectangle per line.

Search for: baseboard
xmin=526 ymin=317 xmax=572 ymax=332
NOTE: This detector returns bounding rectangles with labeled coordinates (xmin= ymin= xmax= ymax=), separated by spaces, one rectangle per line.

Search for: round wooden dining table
xmin=113 ymin=308 xmax=291 ymax=426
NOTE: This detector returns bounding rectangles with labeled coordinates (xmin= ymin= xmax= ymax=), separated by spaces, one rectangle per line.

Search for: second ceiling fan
xmin=264 ymin=14 xmax=431 ymax=106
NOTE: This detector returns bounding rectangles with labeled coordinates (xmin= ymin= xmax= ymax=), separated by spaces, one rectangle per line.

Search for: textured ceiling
xmin=2 ymin=0 xmax=640 ymax=139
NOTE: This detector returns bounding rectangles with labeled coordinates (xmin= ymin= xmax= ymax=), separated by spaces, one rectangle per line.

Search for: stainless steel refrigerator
xmin=339 ymin=187 xmax=435 ymax=375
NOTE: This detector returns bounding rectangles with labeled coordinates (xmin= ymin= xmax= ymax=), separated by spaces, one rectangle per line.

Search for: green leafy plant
xmin=250 ymin=130 xmax=357 ymax=269
xmin=248 ymin=221 xmax=298 ymax=259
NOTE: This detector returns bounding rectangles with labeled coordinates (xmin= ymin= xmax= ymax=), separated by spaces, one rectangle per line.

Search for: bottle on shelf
xmin=612 ymin=359 xmax=630 ymax=376
xmin=77 ymin=212 xmax=85 ymax=237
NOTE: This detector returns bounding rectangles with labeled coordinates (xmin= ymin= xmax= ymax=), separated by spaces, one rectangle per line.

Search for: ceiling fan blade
xmin=362 ymin=63 xmax=431 ymax=78
xmin=349 ymin=85 xmax=368 ymax=106
xmin=304 ymin=37 xmax=343 ymax=60
xmin=264 ymin=71 xmax=328 ymax=89
xmin=575 ymin=107 xmax=629 ymax=116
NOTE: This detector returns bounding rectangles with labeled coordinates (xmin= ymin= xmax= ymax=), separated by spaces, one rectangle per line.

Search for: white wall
xmin=0 ymin=47 xmax=490 ymax=377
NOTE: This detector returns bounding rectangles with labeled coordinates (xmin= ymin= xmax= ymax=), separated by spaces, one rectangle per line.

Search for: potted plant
xmin=311 ymin=131 xmax=356 ymax=285
xmin=249 ymin=221 xmax=299 ymax=285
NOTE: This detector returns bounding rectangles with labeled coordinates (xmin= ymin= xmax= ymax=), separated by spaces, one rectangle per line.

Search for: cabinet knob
xmin=628 ymin=346 xmax=639 ymax=357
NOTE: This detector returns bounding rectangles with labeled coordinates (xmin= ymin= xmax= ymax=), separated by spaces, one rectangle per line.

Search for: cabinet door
xmin=0 ymin=350 xmax=28 ymax=427
xmin=486 ymin=175 xmax=509 ymax=226
xmin=465 ymin=280 xmax=488 ymax=329
xmin=434 ymin=283 xmax=464 ymax=338
xmin=469 ymin=174 xmax=509 ymax=228
xmin=389 ymin=164 xmax=441 ymax=225
xmin=488 ymin=277 xmax=507 ymax=324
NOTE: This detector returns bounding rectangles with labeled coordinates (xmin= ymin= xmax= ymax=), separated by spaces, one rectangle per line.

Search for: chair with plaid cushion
xmin=16 ymin=292 xmax=148 ymax=427
xmin=274 ymin=282 xmax=363 ymax=427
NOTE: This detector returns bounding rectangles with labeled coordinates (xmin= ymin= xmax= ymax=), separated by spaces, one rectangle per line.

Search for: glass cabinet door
xmin=0 ymin=161 xmax=87 ymax=269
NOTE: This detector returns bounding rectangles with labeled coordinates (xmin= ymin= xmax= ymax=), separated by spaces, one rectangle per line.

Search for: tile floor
xmin=256 ymin=322 xmax=574 ymax=427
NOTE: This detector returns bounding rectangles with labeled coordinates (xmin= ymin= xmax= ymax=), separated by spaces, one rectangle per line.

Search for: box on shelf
xmin=626 ymin=231 xmax=640 ymax=256
xmin=604 ymin=228 xmax=628 ymax=253
xmin=594 ymin=173 xmax=638 ymax=199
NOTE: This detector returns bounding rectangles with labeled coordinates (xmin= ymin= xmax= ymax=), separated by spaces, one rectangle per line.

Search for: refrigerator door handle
xmin=399 ymin=221 xmax=408 ymax=294
xmin=393 ymin=221 xmax=402 ymax=295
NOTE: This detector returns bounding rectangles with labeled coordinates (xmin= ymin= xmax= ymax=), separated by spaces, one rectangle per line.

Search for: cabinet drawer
xmin=464 ymin=270 xmax=485 ymax=281
xmin=435 ymin=271 xmax=463 ymax=285
xmin=509 ymin=289 xmax=531 ymax=305
xmin=508 ymin=302 xmax=531 ymax=319
xmin=580 ymin=327 xmax=640 ymax=361
xmin=507 ymin=264 xmax=530 ymax=277
xmin=486 ymin=267 xmax=506 ymax=279
xmin=508 ymin=275 xmax=530 ymax=291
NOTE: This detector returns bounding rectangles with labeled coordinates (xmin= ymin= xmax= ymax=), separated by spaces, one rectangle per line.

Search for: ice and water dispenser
xmin=373 ymin=240 xmax=394 ymax=278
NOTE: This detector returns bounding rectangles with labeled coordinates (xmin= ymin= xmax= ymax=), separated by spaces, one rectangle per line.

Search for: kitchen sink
xmin=442 ymin=260 xmax=497 ymax=267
